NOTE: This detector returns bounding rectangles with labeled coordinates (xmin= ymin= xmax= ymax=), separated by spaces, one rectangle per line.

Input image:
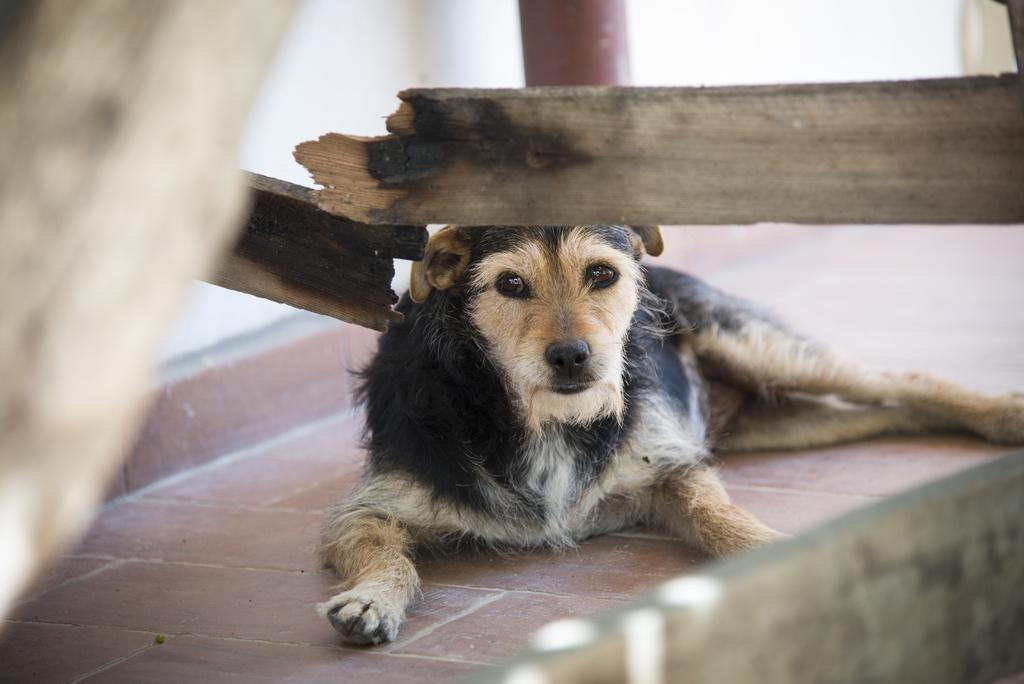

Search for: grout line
xmin=112 ymin=408 xmax=362 ymax=507
xmin=260 ymin=459 xmax=366 ymax=508
xmin=16 ymin=559 xmax=127 ymax=606
xmin=69 ymin=642 xmax=156 ymax=683
xmin=5 ymin=617 xmax=490 ymax=666
xmin=159 ymin=310 xmax=341 ymax=384
xmin=721 ymin=482 xmax=886 ymax=499
xmin=420 ymin=582 xmax=629 ymax=602
xmin=6 ymin=621 xmax=341 ymax=651
xmin=4 ymin=619 xmax=165 ymax=637
xmin=379 ymin=651 xmax=494 ymax=667
xmin=65 ymin=554 xmax=319 ymax=575
xmin=387 ymin=590 xmax=507 ymax=653
xmin=127 ymin=497 xmax=324 ymax=515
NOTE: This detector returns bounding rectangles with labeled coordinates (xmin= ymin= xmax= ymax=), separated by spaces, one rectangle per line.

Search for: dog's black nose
xmin=545 ymin=339 xmax=591 ymax=377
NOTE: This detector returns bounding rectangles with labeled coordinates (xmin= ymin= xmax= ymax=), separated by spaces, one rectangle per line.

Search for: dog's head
xmin=410 ymin=225 xmax=663 ymax=431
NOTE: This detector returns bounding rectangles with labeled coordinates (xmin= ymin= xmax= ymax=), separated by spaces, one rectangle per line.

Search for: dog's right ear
xmin=628 ymin=225 xmax=664 ymax=258
xmin=409 ymin=227 xmax=472 ymax=302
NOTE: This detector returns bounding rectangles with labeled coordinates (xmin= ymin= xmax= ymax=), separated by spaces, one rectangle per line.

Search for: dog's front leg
xmin=317 ymin=508 xmax=419 ymax=645
xmin=650 ymin=466 xmax=784 ymax=557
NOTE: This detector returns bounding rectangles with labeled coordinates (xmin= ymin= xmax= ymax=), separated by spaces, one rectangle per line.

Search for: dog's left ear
xmin=409 ymin=226 xmax=472 ymax=302
xmin=628 ymin=225 xmax=663 ymax=258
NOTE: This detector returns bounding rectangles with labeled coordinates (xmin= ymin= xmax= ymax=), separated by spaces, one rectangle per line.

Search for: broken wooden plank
xmin=295 ymin=76 xmax=1024 ymax=226
xmin=210 ymin=173 xmax=427 ymax=331
xmin=475 ymin=450 xmax=1024 ymax=684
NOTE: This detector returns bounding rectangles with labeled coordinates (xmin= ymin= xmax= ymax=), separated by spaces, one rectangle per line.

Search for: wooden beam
xmin=211 ymin=174 xmax=427 ymax=331
xmin=295 ymin=76 xmax=1024 ymax=226
xmin=476 ymin=450 xmax=1024 ymax=684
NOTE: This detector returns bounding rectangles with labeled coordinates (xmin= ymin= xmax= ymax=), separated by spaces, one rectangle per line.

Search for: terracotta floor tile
xmin=17 ymin=561 xmax=497 ymax=649
xmin=84 ymin=634 xmax=480 ymax=683
xmin=419 ymin=535 xmax=702 ymax=600
xmin=246 ymin=410 xmax=366 ymax=463
xmin=396 ymin=591 xmax=623 ymax=664
xmin=725 ymin=485 xmax=875 ymax=535
xmin=144 ymin=446 xmax=363 ymax=509
xmin=16 ymin=556 xmax=117 ymax=604
xmin=0 ymin=622 xmax=154 ymax=684
xmin=76 ymin=500 xmax=323 ymax=572
xmin=269 ymin=468 xmax=363 ymax=512
xmin=125 ymin=328 xmax=357 ymax=493
xmin=716 ymin=436 xmax=1007 ymax=497
xmin=386 ymin=584 xmax=505 ymax=650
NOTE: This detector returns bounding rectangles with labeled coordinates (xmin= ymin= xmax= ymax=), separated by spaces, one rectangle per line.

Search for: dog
xmin=316 ymin=224 xmax=1024 ymax=645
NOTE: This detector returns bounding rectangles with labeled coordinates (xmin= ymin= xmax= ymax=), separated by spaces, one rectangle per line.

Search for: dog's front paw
xmin=971 ymin=393 xmax=1024 ymax=445
xmin=318 ymin=590 xmax=402 ymax=645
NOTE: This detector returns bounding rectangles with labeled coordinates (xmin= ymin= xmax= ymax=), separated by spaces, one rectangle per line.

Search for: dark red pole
xmin=518 ymin=0 xmax=631 ymax=86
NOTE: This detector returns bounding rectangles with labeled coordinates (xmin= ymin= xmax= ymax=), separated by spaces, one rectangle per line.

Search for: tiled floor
xmin=3 ymin=226 xmax=1022 ymax=682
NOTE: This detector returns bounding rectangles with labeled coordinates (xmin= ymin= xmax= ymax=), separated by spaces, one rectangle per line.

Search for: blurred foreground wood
xmin=0 ymin=0 xmax=295 ymax=620
xmin=477 ymin=451 xmax=1024 ymax=684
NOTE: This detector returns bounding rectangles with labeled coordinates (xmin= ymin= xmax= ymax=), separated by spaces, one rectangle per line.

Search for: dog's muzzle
xmin=545 ymin=339 xmax=595 ymax=393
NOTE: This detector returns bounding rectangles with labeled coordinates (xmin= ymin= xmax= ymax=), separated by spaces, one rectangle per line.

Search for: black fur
xmin=645 ymin=265 xmax=775 ymax=334
xmin=357 ymin=228 xmax=694 ymax=523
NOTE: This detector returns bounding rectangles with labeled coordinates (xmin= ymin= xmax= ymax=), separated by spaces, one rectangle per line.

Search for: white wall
xmin=628 ymin=0 xmax=964 ymax=86
xmin=163 ymin=0 xmax=1008 ymax=361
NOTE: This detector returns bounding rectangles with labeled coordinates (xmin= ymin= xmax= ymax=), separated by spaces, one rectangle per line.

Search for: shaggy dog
xmin=317 ymin=225 xmax=1024 ymax=645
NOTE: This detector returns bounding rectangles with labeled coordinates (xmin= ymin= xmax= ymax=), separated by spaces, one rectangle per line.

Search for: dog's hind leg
xmin=692 ymin=320 xmax=1024 ymax=445
xmin=318 ymin=507 xmax=419 ymax=645
xmin=649 ymin=466 xmax=783 ymax=557
xmin=650 ymin=267 xmax=1024 ymax=445
xmin=714 ymin=396 xmax=952 ymax=453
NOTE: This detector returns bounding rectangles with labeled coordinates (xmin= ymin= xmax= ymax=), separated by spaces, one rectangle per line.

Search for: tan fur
xmin=650 ymin=466 xmax=783 ymax=556
xmin=717 ymin=397 xmax=947 ymax=453
xmin=629 ymin=225 xmax=664 ymax=257
xmin=317 ymin=509 xmax=419 ymax=645
xmin=694 ymin=319 xmax=1024 ymax=445
xmin=409 ymin=226 xmax=471 ymax=303
xmin=468 ymin=227 xmax=641 ymax=431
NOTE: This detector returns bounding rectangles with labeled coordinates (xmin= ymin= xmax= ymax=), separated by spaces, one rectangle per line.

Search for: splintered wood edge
xmin=386 ymin=100 xmax=417 ymax=136
xmin=293 ymin=133 xmax=405 ymax=223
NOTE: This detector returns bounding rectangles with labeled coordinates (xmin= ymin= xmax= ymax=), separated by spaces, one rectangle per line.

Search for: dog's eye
xmin=496 ymin=272 xmax=529 ymax=298
xmin=586 ymin=264 xmax=618 ymax=289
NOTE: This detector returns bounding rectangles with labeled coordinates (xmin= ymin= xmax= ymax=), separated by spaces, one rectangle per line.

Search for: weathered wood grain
xmin=476 ymin=451 xmax=1024 ymax=684
xmin=212 ymin=174 xmax=426 ymax=331
xmin=0 ymin=0 xmax=295 ymax=620
xmin=295 ymin=77 xmax=1024 ymax=226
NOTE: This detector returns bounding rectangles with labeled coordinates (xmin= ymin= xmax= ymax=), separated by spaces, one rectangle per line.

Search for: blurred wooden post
xmin=0 ymin=0 xmax=295 ymax=621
